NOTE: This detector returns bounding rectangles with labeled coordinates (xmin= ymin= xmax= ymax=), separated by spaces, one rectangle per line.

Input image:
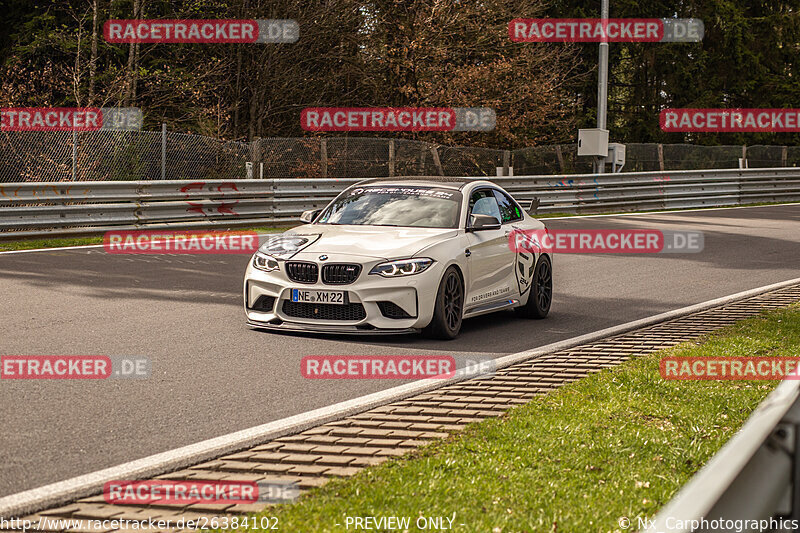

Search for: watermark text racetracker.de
xmin=301 ymin=107 xmax=496 ymax=132
xmin=660 ymin=356 xmax=800 ymax=380
xmin=661 ymin=108 xmax=800 ymax=132
xmin=104 ymin=19 xmax=298 ymax=43
xmin=302 ymin=355 xmax=496 ymax=380
xmin=1 ymin=107 xmax=142 ymax=131
xmin=104 ymin=479 xmax=298 ymax=504
xmin=103 ymin=230 xmax=260 ymax=254
xmin=1 ymin=356 xmax=150 ymax=379
xmin=509 ymin=18 xmax=703 ymax=42
xmin=508 ymin=229 xmax=703 ymax=254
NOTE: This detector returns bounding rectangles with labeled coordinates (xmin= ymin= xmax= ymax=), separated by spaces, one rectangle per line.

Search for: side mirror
xmin=528 ymin=197 xmax=540 ymax=215
xmin=467 ymin=214 xmax=501 ymax=232
xmin=300 ymin=209 xmax=321 ymax=223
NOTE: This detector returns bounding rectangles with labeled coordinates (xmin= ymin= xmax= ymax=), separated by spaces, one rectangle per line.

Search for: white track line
xmin=0 ymin=243 xmax=107 ymax=254
xmin=1 ymin=276 xmax=799 ymax=518
xmin=0 ymin=231 xmax=284 ymax=255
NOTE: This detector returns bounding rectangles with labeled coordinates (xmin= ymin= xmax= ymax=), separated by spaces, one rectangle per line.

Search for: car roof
xmin=355 ymin=177 xmax=493 ymax=191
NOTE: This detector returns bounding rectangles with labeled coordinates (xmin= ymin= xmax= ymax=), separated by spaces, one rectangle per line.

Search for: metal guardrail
xmin=1 ymin=168 xmax=799 ymax=240
xmin=644 ymin=370 xmax=800 ymax=533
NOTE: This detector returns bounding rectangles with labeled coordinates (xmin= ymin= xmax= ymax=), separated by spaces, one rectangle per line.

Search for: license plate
xmin=291 ymin=289 xmax=347 ymax=304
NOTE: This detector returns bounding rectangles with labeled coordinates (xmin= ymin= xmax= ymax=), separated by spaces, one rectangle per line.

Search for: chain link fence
xmin=2 ymin=129 xmax=800 ymax=182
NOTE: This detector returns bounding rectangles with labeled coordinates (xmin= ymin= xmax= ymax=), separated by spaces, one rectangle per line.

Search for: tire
xmin=422 ymin=266 xmax=464 ymax=339
xmin=515 ymin=254 xmax=552 ymax=319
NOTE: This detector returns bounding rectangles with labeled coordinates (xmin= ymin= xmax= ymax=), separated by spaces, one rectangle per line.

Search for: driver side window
xmin=469 ymin=189 xmax=502 ymax=223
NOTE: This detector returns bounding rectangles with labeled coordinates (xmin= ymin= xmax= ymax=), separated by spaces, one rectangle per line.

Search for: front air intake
xmin=282 ymin=301 xmax=367 ymax=321
xmin=377 ymin=301 xmax=415 ymax=319
xmin=322 ymin=263 xmax=361 ymax=285
xmin=286 ymin=262 xmax=318 ymax=283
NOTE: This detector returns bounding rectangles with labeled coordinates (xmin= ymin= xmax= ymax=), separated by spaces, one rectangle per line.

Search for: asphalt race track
xmin=1 ymin=204 xmax=798 ymax=497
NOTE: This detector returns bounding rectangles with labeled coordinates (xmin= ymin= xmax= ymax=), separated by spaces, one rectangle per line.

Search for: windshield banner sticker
xmin=349 ymin=187 xmax=456 ymax=199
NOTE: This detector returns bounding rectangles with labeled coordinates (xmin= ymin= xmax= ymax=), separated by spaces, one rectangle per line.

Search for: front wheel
xmin=422 ymin=266 xmax=464 ymax=340
xmin=515 ymin=254 xmax=552 ymax=319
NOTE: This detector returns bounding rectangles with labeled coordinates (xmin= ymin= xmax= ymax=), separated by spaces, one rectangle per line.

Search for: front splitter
xmin=246 ymin=319 xmax=419 ymax=336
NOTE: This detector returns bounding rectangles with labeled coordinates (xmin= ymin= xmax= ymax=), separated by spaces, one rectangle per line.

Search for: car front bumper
xmin=243 ymin=253 xmax=445 ymax=334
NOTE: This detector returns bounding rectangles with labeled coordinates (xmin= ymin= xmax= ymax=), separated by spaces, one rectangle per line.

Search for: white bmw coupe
xmin=244 ymin=178 xmax=552 ymax=339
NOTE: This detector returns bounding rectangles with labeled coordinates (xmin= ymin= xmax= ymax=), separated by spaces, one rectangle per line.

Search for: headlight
xmin=253 ymin=252 xmax=280 ymax=272
xmin=369 ymin=258 xmax=434 ymax=277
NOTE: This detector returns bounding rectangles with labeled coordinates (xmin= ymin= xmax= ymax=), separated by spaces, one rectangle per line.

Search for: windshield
xmin=316 ymin=186 xmax=462 ymax=228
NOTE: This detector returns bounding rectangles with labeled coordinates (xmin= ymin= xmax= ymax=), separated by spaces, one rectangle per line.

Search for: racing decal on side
xmin=470 ymin=286 xmax=511 ymax=304
xmin=512 ymin=225 xmax=536 ymax=296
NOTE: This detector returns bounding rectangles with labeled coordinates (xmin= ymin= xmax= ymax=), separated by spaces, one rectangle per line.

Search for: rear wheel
xmin=515 ymin=254 xmax=552 ymax=319
xmin=422 ymin=266 xmax=464 ymax=339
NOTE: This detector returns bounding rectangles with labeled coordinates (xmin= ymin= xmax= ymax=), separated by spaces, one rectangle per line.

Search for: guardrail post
xmin=783 ymin=146 xmax=788 ymax=168
xmin=321 ymin=138 xmax=328 ymax=178
xmin=71 ymin=129 xmax=77 ymax=181
xmin=503 ymin=150 xmax=511 ymax=176
xmin=389 ymin=140 xmax=395 ymax=177
xmin=161 ymin=123 xmax=166 ymax=180
xmin=658 ymin=143 xmax=665 ymax=171
xmin=737 ymin=172 xmax=743 ymax=206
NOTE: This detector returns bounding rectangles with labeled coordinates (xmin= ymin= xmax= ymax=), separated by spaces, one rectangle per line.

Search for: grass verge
xmin=0 ymin=226 xmax=286 ymax=252
xmin=238 ymin=305 xmax=800 ymax=533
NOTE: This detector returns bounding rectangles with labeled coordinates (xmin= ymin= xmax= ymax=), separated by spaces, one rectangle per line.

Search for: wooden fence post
xmin=321 ymin=138 xmax=328 ymax=178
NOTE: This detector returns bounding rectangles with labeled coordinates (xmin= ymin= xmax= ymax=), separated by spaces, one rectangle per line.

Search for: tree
xmin=545 ymin=0 xmax=800 ymax=145
xmin=0 ymin=0 xmax=586 ymax=147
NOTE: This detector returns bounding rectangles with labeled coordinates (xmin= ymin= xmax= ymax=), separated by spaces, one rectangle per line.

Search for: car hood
xmin=279 ymin=225 xmax=459 ymax=260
